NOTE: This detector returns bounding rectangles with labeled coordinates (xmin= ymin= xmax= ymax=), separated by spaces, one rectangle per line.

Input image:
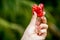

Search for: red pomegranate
xmin=32 ymin=3 xmax=44 ymax=17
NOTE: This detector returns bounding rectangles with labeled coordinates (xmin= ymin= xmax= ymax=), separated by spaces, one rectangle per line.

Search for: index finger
xmin=41 ymin=11 xmax=47 ymax=24
xmin=43 ymin=11 xmax=46 ymax=16
xmin=41 ymin=16 xmax=47 ymax=24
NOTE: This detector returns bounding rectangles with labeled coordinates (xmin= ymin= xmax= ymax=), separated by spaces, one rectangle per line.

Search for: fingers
xmin=35 ymin=16 xmax=47 ymax=26
xmin=35 ymin=11 xmax=47 ymax=25
xmin=39 ymin=11 xmax=48 ymax=37
xmin=40 ymin=23 xmax=48 ymax=29
xmin=35 ymin=23 xmax=48 ymax=36
xmin=30 ymin=11 xmax=46 ymax=25
xmin=40 ymin=29 xmax=47 ymax=39
xmin=30 ymin=12 xmax=37 ymax=25
xmin=40 ymin=11 xmax=47 ymax=24
xmin=43 ymin=11 xmax=46 ymax=16
xmin=39 ymin=23 xmax=48 ymax=37
xmin=41 ymin=16 xmax=47 ymax=24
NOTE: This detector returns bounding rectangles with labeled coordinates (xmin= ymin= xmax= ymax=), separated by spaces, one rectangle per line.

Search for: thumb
xmin=30 ymin=12 xmax=37 ymax=25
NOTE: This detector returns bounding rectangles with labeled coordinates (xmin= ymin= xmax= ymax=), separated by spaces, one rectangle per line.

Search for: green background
xmin=0 ymin=0 xmax=60 ymax=40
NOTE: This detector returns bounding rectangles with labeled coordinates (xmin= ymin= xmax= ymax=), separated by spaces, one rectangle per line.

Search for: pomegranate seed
xmin=32 ymin=3 xmax=44 ymax=17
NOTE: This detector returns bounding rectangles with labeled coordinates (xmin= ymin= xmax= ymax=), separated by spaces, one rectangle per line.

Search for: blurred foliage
xmin=0 ymin=0 xmax=60 ymax=40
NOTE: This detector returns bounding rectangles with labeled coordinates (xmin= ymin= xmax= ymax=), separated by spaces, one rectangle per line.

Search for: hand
xmin=21 ymin=11 xmax=48 ymax=40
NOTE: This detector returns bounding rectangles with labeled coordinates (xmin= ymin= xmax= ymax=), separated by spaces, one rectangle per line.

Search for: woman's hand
xmin=21 ymin=11 xmax=48 ymax=40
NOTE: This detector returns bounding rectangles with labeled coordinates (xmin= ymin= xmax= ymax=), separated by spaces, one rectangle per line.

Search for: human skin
xmin=21 ymin=11 xmax=48 ymax=40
